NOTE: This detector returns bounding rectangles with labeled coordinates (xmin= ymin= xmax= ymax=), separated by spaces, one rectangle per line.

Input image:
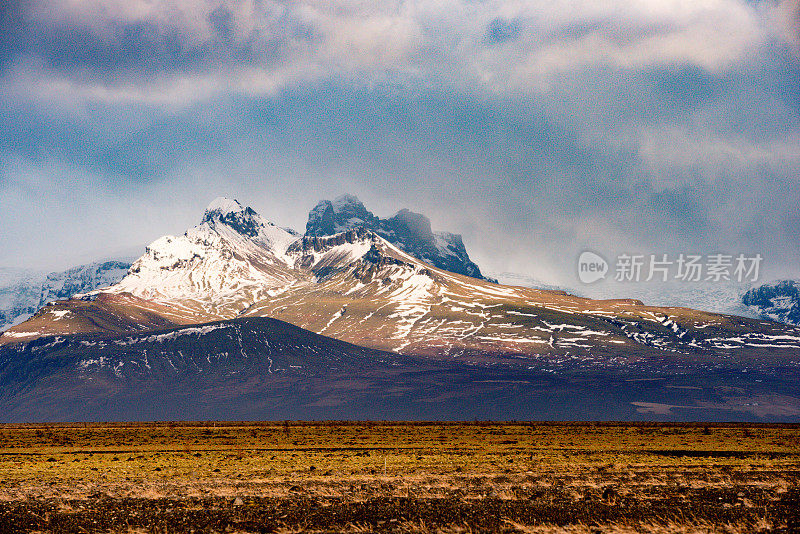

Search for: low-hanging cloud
xmin=2 ymin=0 xmax=781 ymax=105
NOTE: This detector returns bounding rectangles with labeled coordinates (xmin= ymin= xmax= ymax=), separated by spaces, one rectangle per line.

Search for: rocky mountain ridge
xmin=306 ymin=194 xmax=487 ymax=279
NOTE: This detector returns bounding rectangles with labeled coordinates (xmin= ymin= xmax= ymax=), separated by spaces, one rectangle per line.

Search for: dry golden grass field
xmin=0 ymin=422 xmax=798 ymax=533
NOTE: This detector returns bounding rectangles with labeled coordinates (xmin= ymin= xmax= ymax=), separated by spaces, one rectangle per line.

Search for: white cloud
xmin=637 ymin=127 xmax=800 ymax=174
xmin=8 ymin=0 xmax=780 ymax=106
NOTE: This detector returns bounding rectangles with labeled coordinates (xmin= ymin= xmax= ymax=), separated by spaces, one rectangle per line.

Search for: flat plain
xmin=0 ymin=422 xmax=798 ymax=533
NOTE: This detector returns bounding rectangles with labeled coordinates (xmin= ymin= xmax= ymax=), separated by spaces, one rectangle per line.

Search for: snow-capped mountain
xmin=0 ymin=261 xmax=133 ymax=332
xmin=5 ymin=197 xmax=800 ymax=364
xmin=0 ymin=198 xmax=304 ymax=340
xmin=743 ymin=281 xmax=800 ymax=325
xmin=3 ymin=196 xmax=800 ymax=422
xmin=306 ymin=195 xmax=487 ymax=280
xmin=109 ymin=197 xmax=302 ymax=318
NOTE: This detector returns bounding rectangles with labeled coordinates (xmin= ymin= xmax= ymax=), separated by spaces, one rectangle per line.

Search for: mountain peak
xmin=388 ymin=209 xmax=434 ymax=241
xmin=205 ymin=197 xmax=244 ymax=216
xmin=202 ymin=197 xmax=264 ymax=238
xmin=332 ymin=194 xmax=365 ymax=210
xmin=306 ymin=194 xmax=378 ymax=236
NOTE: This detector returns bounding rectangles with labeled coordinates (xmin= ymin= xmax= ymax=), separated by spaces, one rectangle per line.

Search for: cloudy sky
xmin=1 ymin=0 xmax=799 ymax=290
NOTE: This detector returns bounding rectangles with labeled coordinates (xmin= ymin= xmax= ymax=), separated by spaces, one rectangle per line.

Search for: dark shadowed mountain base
xmin=1 ymin=317 xmax=798 ymax=422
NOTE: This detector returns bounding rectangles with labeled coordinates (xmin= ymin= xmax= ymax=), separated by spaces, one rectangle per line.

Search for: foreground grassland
xmin=0 ymin=422 xmax=798 ymax=533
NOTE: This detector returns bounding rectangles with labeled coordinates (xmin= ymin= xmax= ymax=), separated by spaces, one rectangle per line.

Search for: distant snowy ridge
xmin=490 ymin=272 xmax=573 ymax=294
xmin=0 ymin=260 xmax=133 ymax=331
xmin=495 ymin=271 xmax=758 ymax=319
xmin=743 ymin=281 xmax=800 ymax=325
xmin=0 ymin=269 xmax=44 ymax=331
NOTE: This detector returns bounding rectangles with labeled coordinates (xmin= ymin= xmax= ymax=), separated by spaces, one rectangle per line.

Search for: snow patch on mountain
xmin=386 ymin=270 xmax=436 ymax=351
xmin=115 ymin=323 xmax=231 ymax=345
xmin=288 ymin=235 xmax=375 ymax=278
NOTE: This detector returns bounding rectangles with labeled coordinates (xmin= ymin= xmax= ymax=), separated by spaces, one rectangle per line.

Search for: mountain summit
xmin=306 ymin=195 xmax=486 ymax=279
xmin=108 ymin=197 xmax=300 ymax=318
xmin=306 ymin=194 xmax=379 ymax=235
xmin=202 ymin=197 xmax=265 ymax=237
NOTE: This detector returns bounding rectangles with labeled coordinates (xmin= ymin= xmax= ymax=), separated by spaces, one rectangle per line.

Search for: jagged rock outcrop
xmin=306 ymin=194 xmax=486 ymax=279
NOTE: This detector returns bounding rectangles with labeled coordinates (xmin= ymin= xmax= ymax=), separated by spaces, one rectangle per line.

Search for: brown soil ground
xmin=0 ymin=422 xmax=798 ymax=533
